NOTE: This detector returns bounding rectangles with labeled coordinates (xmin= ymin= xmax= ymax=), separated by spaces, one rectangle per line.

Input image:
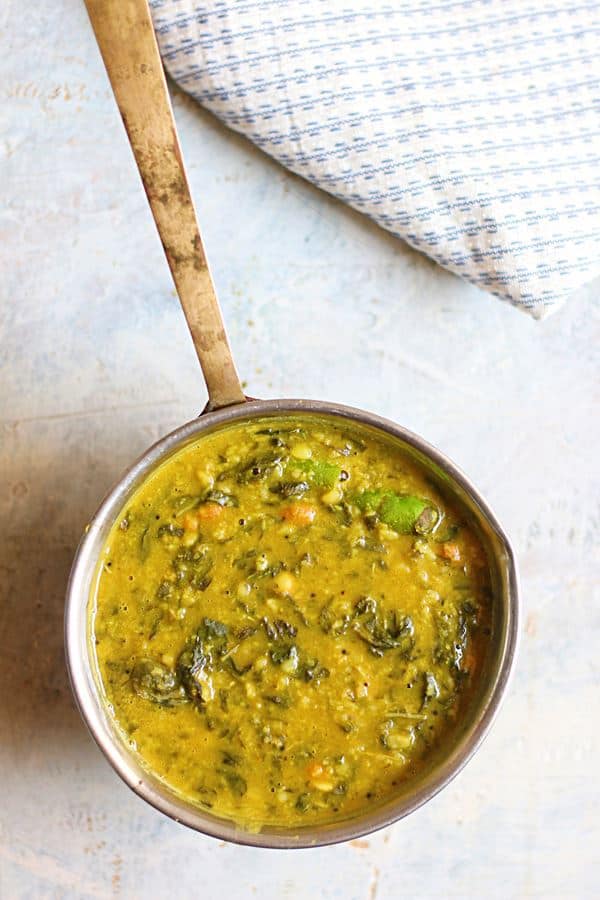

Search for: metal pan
xmin=65 ymin=0 xmax=519 ymax=849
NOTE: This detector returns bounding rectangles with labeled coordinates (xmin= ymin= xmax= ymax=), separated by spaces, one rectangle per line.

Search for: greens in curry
xmin=92 ymin=415 xmax=492 ymax=829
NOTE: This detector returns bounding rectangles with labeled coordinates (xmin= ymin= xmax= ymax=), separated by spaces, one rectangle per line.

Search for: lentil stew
xmin=92 ymin=415 xmax=493 ymax=830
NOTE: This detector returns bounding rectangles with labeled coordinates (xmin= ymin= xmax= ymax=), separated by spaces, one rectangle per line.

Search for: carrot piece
xmin=281 ymin=503 xmax=317 ymax=526
xmin=182 ymin=511 xmax=199 ymax=532
xmin=196 ymin=502 xmax=224 ymax=520
xmin=440 ymin=542 xmax=461 ymax=562
xmin=182 ymin=503 xmax=224 ymax=531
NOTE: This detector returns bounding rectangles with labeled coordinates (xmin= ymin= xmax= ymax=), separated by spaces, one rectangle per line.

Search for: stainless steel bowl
xmin=65 ymin=397 xmax=519 ymax=849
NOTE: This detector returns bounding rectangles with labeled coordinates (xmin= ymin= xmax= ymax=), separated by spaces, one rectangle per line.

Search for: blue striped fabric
xmin=149 ymin=0 xmax=600 ymax=317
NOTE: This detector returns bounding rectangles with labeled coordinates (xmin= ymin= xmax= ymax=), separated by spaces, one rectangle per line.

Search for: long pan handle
xmin=84 ymin=0 xmax=246 ymax=410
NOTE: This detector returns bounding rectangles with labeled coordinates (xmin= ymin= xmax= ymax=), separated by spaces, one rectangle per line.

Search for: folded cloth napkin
xmin=149 ymin=0 xmax=600 ymax=317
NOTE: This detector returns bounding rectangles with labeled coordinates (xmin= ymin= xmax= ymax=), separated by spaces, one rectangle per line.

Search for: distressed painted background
xmin=1 ymin=1 xmax=599 ymax=898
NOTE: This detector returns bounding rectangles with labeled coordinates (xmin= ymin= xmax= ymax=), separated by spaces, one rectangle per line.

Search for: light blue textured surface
xmin=0 ymin=1 xmax=599 ymax=898
xmin=150 ymin=0 xmax=600 ymax=316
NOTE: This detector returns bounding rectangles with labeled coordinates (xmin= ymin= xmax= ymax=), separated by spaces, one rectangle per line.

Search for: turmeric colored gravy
xmin=92 ymin=415 xmax=492 ymax=828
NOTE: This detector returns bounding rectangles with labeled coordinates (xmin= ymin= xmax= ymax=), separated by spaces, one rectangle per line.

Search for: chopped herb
xmin=285 ymin=458 xmax=341 ymax=488
xmin=354 ymin=490 xmax=439 ymax=534
xmin=379 ymin=493 xmax=438 ymax=535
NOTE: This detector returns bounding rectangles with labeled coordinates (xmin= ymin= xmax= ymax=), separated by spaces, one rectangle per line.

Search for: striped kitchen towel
xmin=149 ymin=0 xmax=600 ymax=317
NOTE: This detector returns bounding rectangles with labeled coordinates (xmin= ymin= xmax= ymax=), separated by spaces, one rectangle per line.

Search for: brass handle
xmin=84 ymin=0 xmax=246 ymax=411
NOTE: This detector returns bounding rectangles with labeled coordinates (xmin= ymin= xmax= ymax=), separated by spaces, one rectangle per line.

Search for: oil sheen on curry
xmin=93 ymin=415 xmax=492 ymax=829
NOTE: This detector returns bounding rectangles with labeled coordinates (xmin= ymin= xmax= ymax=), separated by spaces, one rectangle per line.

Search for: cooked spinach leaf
xmin=270 ymin=480 xmax=310 ymax=498
xmin=130 ymin=659 xmax=187 ymax=706
xmin=237 ymin=452 xmax=287 ymax=483
xmin=204 ymin=489 xmax=238 ymax=507
xmin=220 ymin=769 xmax=247 ymax=796
xmin=353 ymin=596 xmax=414 ymax=656
xmin=177 ymin=618 xmax=228 ymax=704
xmin=157 ymin=523 xmax=184 ymax=538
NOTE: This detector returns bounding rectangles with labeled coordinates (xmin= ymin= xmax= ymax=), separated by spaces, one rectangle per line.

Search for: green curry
xmin=92 ymin=415 xmax=492 ymax=829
